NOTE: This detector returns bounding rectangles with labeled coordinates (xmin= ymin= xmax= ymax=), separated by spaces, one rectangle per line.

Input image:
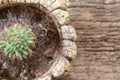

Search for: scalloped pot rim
xmin=0 ymin=0 xmax=77 ymax=80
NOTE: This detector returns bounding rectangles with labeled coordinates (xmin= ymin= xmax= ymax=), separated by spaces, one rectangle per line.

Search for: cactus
xmin=0 ymin=23 xmax=35 ymax=60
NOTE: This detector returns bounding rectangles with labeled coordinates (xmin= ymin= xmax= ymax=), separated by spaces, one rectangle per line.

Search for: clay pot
xmin=0 ymin=0 xmax=77 ymax=80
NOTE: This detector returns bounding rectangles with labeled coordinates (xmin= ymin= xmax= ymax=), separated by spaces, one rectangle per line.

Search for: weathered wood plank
xmin=58 ymin=0 xmax=120 ymax=80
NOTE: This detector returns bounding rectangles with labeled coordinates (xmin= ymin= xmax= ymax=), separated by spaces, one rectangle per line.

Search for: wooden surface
xmin=58 ymin=0 xmax=120 ymax=80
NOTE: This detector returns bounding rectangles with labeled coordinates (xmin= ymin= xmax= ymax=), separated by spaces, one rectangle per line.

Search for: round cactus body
xmin=0 ymin=23 xmax=35 ymax=60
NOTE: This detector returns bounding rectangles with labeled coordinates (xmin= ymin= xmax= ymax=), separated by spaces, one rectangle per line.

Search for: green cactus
xmin=0 ymin=23 xmax=35 ymax=60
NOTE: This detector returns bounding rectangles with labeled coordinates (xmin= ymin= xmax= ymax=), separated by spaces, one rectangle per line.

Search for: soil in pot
xmin=0 ymin=4 xmax=61 ymax=80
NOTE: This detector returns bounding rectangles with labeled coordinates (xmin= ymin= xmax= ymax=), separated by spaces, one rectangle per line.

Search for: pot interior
xmin=0 ymin=3 xmax=61 ymax=79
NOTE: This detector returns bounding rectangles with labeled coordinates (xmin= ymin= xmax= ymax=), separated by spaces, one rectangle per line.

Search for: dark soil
xmin=0 ymin=4 xmax=61 ymax=80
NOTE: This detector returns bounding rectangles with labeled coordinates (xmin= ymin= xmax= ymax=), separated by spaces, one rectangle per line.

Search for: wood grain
xmin=57 ymin=0 xmax=120 ymax=80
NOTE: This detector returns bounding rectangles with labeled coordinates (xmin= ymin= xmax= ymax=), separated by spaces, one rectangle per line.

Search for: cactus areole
xmin=0 ymin=23 xmax=35 ymax=60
